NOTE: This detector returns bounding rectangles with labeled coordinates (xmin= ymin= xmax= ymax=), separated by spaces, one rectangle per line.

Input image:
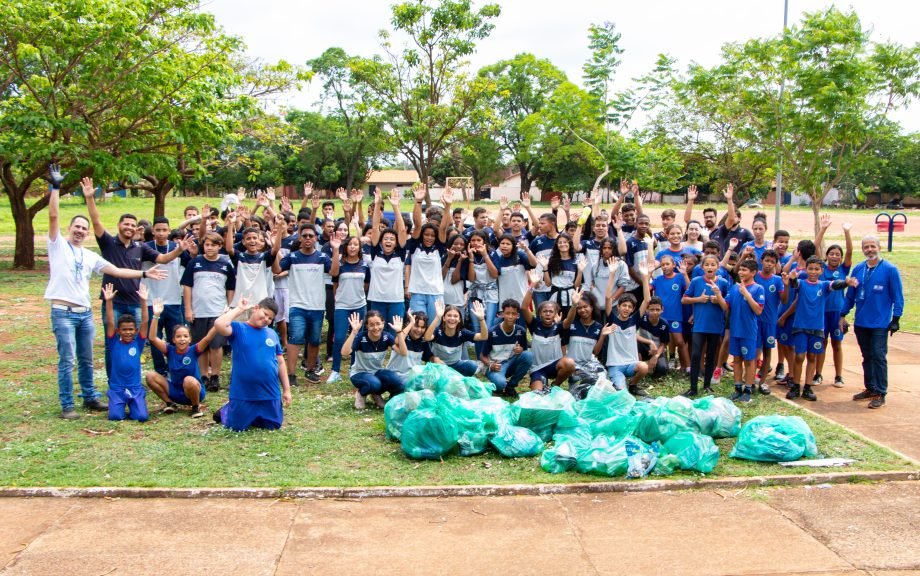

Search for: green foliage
xmin=850 ymin=129 xmax=920 ymax=197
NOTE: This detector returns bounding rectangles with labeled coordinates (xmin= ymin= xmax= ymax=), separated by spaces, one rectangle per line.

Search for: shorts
xmin=824 ymin=310 xmax=844 ymax=341
xmin=168 ymin=378 xmax=206 ymax=406
xmin=793 ymin=331 xmax=825 ymax=355
xmin=757 ymin=321 xmax=777 ymax=350
xmin=273 ymin=288 xmax=289 ymax=323
xmin=729 ymin=337 xmax=757 ymax=361
xmin=530 ymin=362 xmax=560 ymax=384
xmin=606 ymin=363 xmax=638 ymax=391
xmin=217 ymin=399 xmax=283 ymax=432
xmin=107 ymin=387 xmax=149 ymax=422
xmin=288 ymin=307 xmax=324 ymax=346
xmin=191 ymin=317 xmax=226 ymax=350
xmin=776 ymin=322 xmax=794 ymax=346
xmin=667 ymin=320 xmax=683 ymax=334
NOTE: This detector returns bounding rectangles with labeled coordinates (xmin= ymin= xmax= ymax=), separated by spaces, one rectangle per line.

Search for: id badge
xmin=858 ymin=288 xmax=865 ymax=301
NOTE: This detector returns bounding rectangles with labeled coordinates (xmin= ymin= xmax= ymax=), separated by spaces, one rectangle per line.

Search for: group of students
xmin=47 ymin=167 xmax=903 ymax=431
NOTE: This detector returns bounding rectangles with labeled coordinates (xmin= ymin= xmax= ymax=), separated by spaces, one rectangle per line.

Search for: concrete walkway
xmin=2 ymin=482 xmax=919 ymax=575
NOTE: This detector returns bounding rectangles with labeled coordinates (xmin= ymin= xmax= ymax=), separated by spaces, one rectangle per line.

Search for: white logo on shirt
xmin=128 ymin=347 xmax=137 ymax=357
xmin=671 ymin=284 xmax=679 ymax=291
xmin=769 ymin=285 xmax=776 ymax=293
xmin=813 ymin=341 xmax=822 ymax=350
xmin=182 ymin=357 xmax=191 ymax=366
xmin=265 ymin=338 xmax=274 ymax=347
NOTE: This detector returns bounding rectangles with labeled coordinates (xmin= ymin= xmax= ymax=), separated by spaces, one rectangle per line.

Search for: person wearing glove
xmin=841 ymin=235 xmax=904 ymax=409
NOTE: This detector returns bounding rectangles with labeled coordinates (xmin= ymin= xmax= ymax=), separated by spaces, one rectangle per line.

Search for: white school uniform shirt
xmin=44 ymin=234 xmax=111 ymax=308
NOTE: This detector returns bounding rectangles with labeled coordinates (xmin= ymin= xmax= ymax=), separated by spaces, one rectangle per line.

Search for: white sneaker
xmin=326 ymin=372 xmax=342 ymax=384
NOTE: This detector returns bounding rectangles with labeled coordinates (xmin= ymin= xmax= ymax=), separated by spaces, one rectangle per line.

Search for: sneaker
xmin=786 ymin=384 xmax=801 ymax=399
xmin=730 ymin=387 xmax=743 ymax=401
xmin=812 ymin=374 xmax=823 ymax=386
xmin=853 ymin=389 xmax=880 ymax=401
xmin=711 ymin=367 xmax=722 ymax=385
xmin=326 ymin=372 xmax=342 ymax=384
xmin=314 ymin=363 xmax=325 ymax=377
xmin=304 ymin=369 xmax=321 ymax=383
xmin=833 ymin=376 xmax=845 ymax=388
xmin=162 ymin=403 xmax=177 ymax=414
xmin=288 ymin=374 xmax=298 ymax=387
xmin=681 ymin=388 xmax=699 ymax=398
xmin=59 ymin=409 xmax=79 ymax=420
xmin=84 ymin=399 xmax=108 ymax=411
xmin=212 ymin=409 xmax=222 ymax=424
xmin=802 ymin=385 xmax=817 ymax=401
xmin=190 ymin=405 xmax=204 ymax=419
xmin=740 ymin=388 xmax=753 ymax=403
xmin=628 ymin=385 xmax=649 ymax=398
xmin=326 ymin=356 xmax=333 ymax=363
xmin=702 ymin=386 xmax=715 ymax=395
xmin=722 ymin=363 xmax=734 ymax=374
xmin=354 ymin=391 xmax=367 ymax=410
xmin=868 ymin=396 xmax=886 ymax=409
xmin=370 ymin=393 xmax=387 ymax=409
xmin=774 ymin=364 xmax=786 ymax=381
xmin=758 ymin=383 xmax=771 ymax=395
xmin=206 ymin=376 xmax=220 ymax=393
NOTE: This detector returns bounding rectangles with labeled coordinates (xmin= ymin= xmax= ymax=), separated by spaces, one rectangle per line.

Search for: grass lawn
xmin=0 ymin=260 xmax=913 ymax=489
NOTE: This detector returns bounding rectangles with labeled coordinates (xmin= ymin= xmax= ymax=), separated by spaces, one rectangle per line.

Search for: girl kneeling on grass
xmin=145 ymin=297 xmax=217 ymax=418
xmin=424 ymin=300 xmax=489 ymax=376
xmin=342 ymin=310 xmax=409 ymax=410
xmin=522 ymin=269 xmax=576 ymax=393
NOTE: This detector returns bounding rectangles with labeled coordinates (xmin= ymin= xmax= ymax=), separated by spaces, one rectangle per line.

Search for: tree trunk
xmin=810 ymin=194 xmax=822 ymax=251
xmin=419 ymin=165 xmax=431 ymax=205
xmin=518 ymin=164 xmax=532 ymax=194
xmin=10 ymin=191 xmax=37 ymax=269
xmin=153 ymin=181 xmax=174 ymax=218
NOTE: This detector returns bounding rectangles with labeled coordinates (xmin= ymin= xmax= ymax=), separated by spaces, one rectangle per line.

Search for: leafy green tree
xmin=850 ymin=128 xmax=920 ymax=198
xmin=350 ymin=0 xmax=501 ymax=202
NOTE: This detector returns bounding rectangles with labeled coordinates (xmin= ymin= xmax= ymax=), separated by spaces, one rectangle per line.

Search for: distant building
xmin=366 ymin=170 xmax=420 ymax=194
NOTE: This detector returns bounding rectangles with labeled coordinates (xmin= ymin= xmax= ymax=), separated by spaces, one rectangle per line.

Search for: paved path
xmin=2 ymin=482 xmax=919 ymax=575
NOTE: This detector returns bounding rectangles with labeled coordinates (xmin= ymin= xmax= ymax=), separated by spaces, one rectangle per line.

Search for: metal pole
xmin=774 ymin=0 xmax=789 ymax=232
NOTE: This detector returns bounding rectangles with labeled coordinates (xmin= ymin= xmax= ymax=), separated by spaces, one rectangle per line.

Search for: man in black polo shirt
xmin=83 ymin=181 xmax=186 ymax=375
xmin=709 ymin=183 xmax=754 ymax=256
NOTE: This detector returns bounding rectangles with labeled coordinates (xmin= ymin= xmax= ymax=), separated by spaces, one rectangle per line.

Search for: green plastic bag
xmin=404 ymin=363 xmax=464 ymax=395
xmin=692 ymin=396 xmax=742 ymax=438
xmin=663 ymin=431 xmax=720 ymax=473
xmin=635 ymin=396 xmax=697 ymax=443
xmin=653 ymin=453 xmax=680 ymax=476
xmin=515 ymin=387 xmax=576 ymax=441
xmin=465 ymin=397 xmax=516 ymax=433
xmin=575 ymin=435 xmax=630 ymax=477
xmin=589 ymin=409 xmax=640 ymax=438
xmin=461 ymin=376 xmax=496 ymax=400
xmin=490 ymin=425 xmax=545 ymax=458
xmin=540 ymin=439 xmax=580 ymax=474
xmin=384 ymin=389 xmax=436 ymax=440
xmin=730 ymin=415 xmax=818 ymax=462
xmin=624 ymin=436 xmax=658 ymax=478
xmin=400 ymin=398 xmax=459 ymax=460
xmin=435 ymin=394 xmax=489 ymax=456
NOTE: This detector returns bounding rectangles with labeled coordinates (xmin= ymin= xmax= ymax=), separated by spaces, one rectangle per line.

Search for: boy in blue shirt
xmin=753 ymin=249 xmax=787 ymax=392
xmin=725 ymin=260 xmax=765 ymax=403
xmin=481 ymin=299 xmax=533 ymax=399
xmin=784 ymin=256 xmax=857 ymax=401
xmin=103 ymin=283 xmax=150 ymax=422
xmin=651 ymin=254 xmax=690 ymax=371
xmin=637 ymin=296 xmax=670 ymax=377
xmin=212 ymin=297 xmax=292 ymax=431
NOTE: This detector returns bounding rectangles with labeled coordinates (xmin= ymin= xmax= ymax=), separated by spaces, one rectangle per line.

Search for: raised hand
xmin=137 ymin=283 xmax=149 ymax=302
xmin=521 ymin=191 xmax=531 ymax=208
xmin=723 ymin=183 xmax=734 ymax=200
xmin=571 ymin=288 xmax=582 ymax=306
xmin=350 ymin=188 xmax=363 ymax=203
xmin=820 ymin=213 xmax=831 ymax=230
xmin=471 ymin=302 xmax=486 ymax=318
xmin=562 ymin=194 xmax=571 ymax=213
xmin=145 ymin=265 xmax=167 ymax=280
xmin=102 ymin=283 xmax=117 ymax=301
xmin=517 ymin=239 xmax=529 ymax=252
xmin=311 ymin=195 xmax=320 ymax=211
xmin=601 ymin=323 xmax=616 ymax=336
xmin=238 ymin=296 xmax=253 ymax=311
xmin=729 ymin=238 xmax=740 ymax=251
xmin=576 ymin=257 xmax=587 ymax=273
xmin=554 ymin=311 xmax=563 ymax=323
xmin=550 ymin=195 xmax=560 ymax=210
xmin=80 ymin=177 xmax=95 ymax=198
xmin=329 ymin=237 xmax=341 ymax=253
xmin=499 ymin=195 xmax=508 ymax=210
xmin=630 ymin=180 xmax=639 ymax=196
xmin=441 ymin=185 xmax=452 ymax=205
xmin=619 ymin=179 xmax=629 ymax=196
xmin=280 ymin=196 xmax=293 ymax=214
xmin=842 ymin=221 xmax=853 ymax=232
xmin=536 ymin=255 xmax=549 ymax=269
xmin=336 ymin=187 xmax=348 ymax=202
xmin=413 ymin=184 xmax=427 ymax=202
xmin=434 ymin=299 xmax=445 ymax=318
xmin=303 ymin=182 xmax=313 ymax=199
xmin=389 ymin=315 xmax=404 ymax=333
xmin=49 ymin=164 xmax=65 ymax=188
xmin=687 ymin=185 xmax=698 ymax=202
xmin=404 ymin=311 xmax=416 ymax=332
xmin=349 ymin=312 xmax=363 ymax=331
xmin=152 ymin=298 xmax=165 ymax=316
xmin=528 ymin=269 xmax=542 ymax=285
xmin=388 ymin=188 xmax=400 ymax=207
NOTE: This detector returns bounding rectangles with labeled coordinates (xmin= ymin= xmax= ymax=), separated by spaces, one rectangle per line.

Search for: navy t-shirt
xmin=227 ymin=321 xmax=283 ymax=401
xmin=97 ymin=231 xmax=161 ymax=305
xmin=430 ymin=327 xmax=475 ymax=365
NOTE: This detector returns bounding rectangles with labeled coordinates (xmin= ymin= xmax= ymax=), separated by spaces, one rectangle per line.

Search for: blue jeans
xmin=368 ymin=301 xmax=406 ymax=335
xmin=148 ymin=304 xmax=183 ymax=376
xmin=288 ymin=307 xmax=324 ymax=346
xmin=351 ymin=369 xmax=405 ymax=397
xmin=607 ymin=363 xmax=638 ymax=391
xmin=487 ymin=351 xmax=534 ymax=392
xmin=52 ymin=308 xmax=100 ymax=410
xmin=333 ymin=306 xmax=366 ymax=372
xmin=468 ymin=300 xmax=498 ymax=360
xmin=447 ymin=359 xmax=479 ymax=377
xmin=854 ymin=326 xmax=889 ymax=396
xmin=408 ymin=293 xmax=441 ymax=323
xmin=102 ymin=302 xmax=141 ymax=377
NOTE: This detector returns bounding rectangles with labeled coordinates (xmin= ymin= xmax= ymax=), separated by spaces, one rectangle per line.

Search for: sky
xmin=204 ymin=0 xmax=919 ymax=132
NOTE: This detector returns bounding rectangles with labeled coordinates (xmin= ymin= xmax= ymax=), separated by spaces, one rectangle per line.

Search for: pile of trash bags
xmin=385 ymin=363 xmax=817 ymax=476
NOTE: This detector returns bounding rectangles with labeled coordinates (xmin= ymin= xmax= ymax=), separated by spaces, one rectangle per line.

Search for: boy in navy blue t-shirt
xmin=725 ymin=260 xmax=765 ymax=403
xmin=481 ymin=299 xmax=533 ymax=398
xmin=103 ymin=283 xmax=150 ymax=422
xmin=212 ymin=297 xmax=292 ymax=431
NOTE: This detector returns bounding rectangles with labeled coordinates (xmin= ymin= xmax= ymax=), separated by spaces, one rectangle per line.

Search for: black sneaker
xmin=212 ymin=409 xmax=222 ymax=424
xmin=702 ymin=386 xmax=715 ymax=395
xmin=774 ymin=363 xmax=785 ymax=381
xmin=304 ymin=369 xmax=321 ymax=383
xmin=833 ymin=376 xmax=845 ymax=388
xmin=740 ymin=388 xmax=753 ymax=403
xmin=84 ymin=399 xmax=108 ymax=411
xmin=722 ymin=363 xmax=734 ymax=373
xmin=758 ymin=383 xmax=771 ymax=395
xmin=190 ymin=405 xmax=204 ymax=418
xmin=288 ymin=374 xmax=298 ymax=387
xmin=868 ymin=395 xmax=886 ymax=409
xmin=802 ymin=385 xmax=817 ymax=401
xmin=628 ymin=385 xmax=649 ymax=398
xmin=853 ymin=389 xmax=880 ymax=401
xmin=812 ymin=374 xmax=823 ymax=386
xmin=786 ymin=384 xmax=801 ymax=399
xmin=59 ymin=409 xmax=79 ymax=420
xmin=314 ymin=363 xmax=326 ymax=376
xmin=681 ymin=388 xmax=699 ymax=398
xmin=162 ymin=402 xmax=178 ymax=414
xmin=505 ymin=387 xmax=520 ymax=400
xmin=206 ymin=376 xmax=220 ymax=393
xmin=730 ymin=388 xmax=743 ymax=401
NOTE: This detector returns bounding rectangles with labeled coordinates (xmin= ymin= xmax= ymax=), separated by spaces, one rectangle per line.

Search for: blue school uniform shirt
xmin=527 ymin=319 xmax=563 ymax=371
xmin=651 ymin=273 xmax=687 ymax=325
xmin=386 ymin=336 xmax=435 ymax=378
xmin=821 ymin=264 xmax=850 ymax=312
xmin=430 ymin=327 xmax=476 ymax=365
xmin=482 ymin=321 xmax=529 ymax=363
xmin=726 ymin=282 xmax=765 ymax=336
xmin=278 ymin=249 xmax=332 ymax=311
xmin=180 ymin=256 xmax=236 ymax=318
xmin=107 ymin=334 xmax=145 ymax=390
xmin=741 ymin=240 xmax=772 ymax=266
xmin=692 ymin=264 xmax=733 ymax=285
xmin=349 ymin=330 xmax=396 ymax=376
xmin=791 ymin=280 xmax=834 ymax=332
xmin=492 ymin=249 xmax=533 ymax=305
xmin=167 ymin=344 xmax=201 ymax=385
xmin=754 ymin=272 xmax=785 ymax=327
xmin=638 ymin=314 xmax=670 ymax=347
xmin=842 ymin=260 xmax=904 ymax=329
xmin=684 ymin=275 xmax=729 ymax=334
xmin=227 ymin=321 xmax=283 ymax=401
xmin=564 ymin=319 xmax=603 ymax=363
xmin=655 ymin=246 xmax=699 ymax=269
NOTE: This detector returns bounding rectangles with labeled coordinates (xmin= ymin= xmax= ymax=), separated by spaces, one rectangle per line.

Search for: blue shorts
xmin=793 ymin=331 xmax=825 ymax=355
xmin=729 ymin=337 xmax=758 ymax=361
xmin=758 ymin=321 xmax=777 ymax=350
xmin=287 ymin=307 xmax=324 ymax=346
xmin=667 ymin=320 xmax=683 ymax=334
xmin=168 ymin=378 xmax=205 ymax=406
xmin=530 ymin=362 xmax=560 ymax=384
xmin=218 ymin=399 xmax=283 ymax=432
xmin=606 ymin=363 xmax=638 ymax=390
xmin=776 ymin=322 xmax=794 ymax=346
xmin=107 ymin=387 xmax=149 ymax=422
xmin=824 ymin=310 xmax=844 ymax=341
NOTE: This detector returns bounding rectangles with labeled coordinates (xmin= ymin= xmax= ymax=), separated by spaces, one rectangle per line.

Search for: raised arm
xmin=423 ymin=300 xmax=445 ymax=341
xmin=522 ymin=270 xmax=539 ymax=324
xmin=81 ymin=177 xmax=106 ymax=238
xmin=390 ymin=315 xmax=409 ymax=356
xmin=411 ymin=186 xmax=424 ymax=239
xmin=390 ymin=188 xmax=408 ymax=247
xmin=138 ymin=284 xmax=150 ymax=339
xmin=632 ymin=181 xmax=644 ymax=218
xmin=102 ymin=283 xmax=117 ymax=338
xmin=683 ymin=185 xmax=698 ymax=225
xmin=148 ymin=298 xmax=168 ymax=354
xmin=340 ymin=312 xmax=364 ymax=356
xmin=521 ymin=191 xmax=539 ymax=234
xmin=48 ymin=165 xmax=65 ymax=241
xmin=470 ymin=301 xmax=489 ymax=341
xmin=723 ymin=184 xmax=737 ymax=230
xmin=842 ymin=221 xmax=853 ymax=268
xmin=224 ymin=212 xmax=238 ymax=257
xmin=438 ymin=185 xmax=453 ymax=244
xmin=563 ymin=288 xmax=582 ymax=329
xmin=214 ymin=297 xmax=250 ymax=337
xmin=814 ymin=213 xmax=831 ymax=252
xmin=369 ymin=189 xmax=383 ymax=246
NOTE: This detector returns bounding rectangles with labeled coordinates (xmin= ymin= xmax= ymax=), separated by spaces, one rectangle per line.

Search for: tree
xmin=350 ymin=0 xmax=501 ymax=202
xmin=850 ymin=128 xmax=920 ymax=198
xmin=478 ymin=53 xmax=567 ymax=193
xmin=0 ymin=0 xmax=260 ymax=267
xmin=687 ymin=8 xmax=920 ymax=234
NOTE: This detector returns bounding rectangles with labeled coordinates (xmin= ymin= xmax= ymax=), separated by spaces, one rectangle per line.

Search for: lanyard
xmin=68 ymin=242 xmax=84 ymax=282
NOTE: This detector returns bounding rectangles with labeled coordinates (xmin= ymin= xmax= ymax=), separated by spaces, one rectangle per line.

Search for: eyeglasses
xmin=301 ymin=233 xmax=316 ymax=238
